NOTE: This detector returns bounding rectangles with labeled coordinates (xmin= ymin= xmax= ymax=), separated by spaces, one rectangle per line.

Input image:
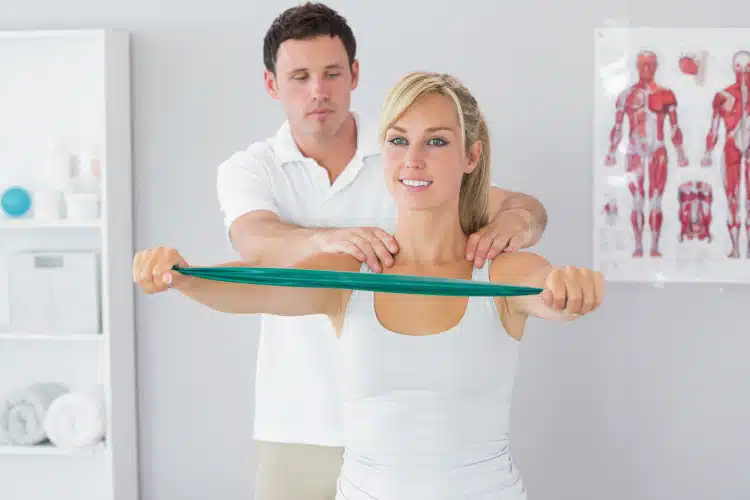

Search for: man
xmin=216 ymin=3 xmax=548 ymax=499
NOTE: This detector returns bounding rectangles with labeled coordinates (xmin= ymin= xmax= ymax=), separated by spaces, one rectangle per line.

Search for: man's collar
xmin=353 ymin=111 xmax=381 ymax=159
xmin=273 ymin=111 xmax=381 ymax=166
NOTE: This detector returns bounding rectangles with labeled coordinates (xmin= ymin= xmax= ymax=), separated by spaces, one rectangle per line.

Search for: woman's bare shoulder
xmin=488 ymin=251 xmax=551 ymax=285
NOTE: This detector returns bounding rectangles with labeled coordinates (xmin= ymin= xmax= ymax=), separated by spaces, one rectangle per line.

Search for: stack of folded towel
xmin=0 ymin=382 xmax=106 ymax=449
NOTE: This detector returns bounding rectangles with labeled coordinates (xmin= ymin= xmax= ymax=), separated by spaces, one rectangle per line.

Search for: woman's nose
xmin=403 ymin=146 xmax=426 ymax=168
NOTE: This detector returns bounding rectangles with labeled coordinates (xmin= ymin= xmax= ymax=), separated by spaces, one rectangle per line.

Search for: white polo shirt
xmin=216 ymin=112 xmax=396 ymax=447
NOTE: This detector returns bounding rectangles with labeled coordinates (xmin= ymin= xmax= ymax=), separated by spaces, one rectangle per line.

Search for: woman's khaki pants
xmin=254 ymin=441 xmax=344 ymax=500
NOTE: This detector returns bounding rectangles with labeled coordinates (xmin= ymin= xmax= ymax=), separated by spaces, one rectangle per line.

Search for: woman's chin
xmin=396 ymin=199 xmax=440 ymax=215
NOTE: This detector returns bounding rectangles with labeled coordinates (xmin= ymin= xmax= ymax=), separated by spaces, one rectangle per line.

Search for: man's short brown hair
xmin=263 ymin=2 xmax=357 ymax=74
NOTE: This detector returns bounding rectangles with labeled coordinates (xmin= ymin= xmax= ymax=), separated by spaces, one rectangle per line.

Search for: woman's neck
xmin=392 ymin=210 xmax=468 ymax=269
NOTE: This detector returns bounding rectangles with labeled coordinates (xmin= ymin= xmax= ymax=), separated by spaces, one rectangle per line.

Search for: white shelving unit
xmin=0 ymin=29 xmax=138 ymax=500
xmin=0 ymin=219 xmax=102 ymax=229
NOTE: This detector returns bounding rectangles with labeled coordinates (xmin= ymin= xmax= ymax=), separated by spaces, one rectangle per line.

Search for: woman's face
xmin=382 ymin=92 xmax=479 ymax=214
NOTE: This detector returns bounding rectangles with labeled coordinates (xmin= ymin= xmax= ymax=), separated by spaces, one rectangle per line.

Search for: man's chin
xmin=304 ymin=123 xmax=339 ymax=139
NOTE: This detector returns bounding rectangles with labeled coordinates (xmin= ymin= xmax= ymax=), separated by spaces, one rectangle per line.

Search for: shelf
xmin=0 ymin=219 xmax=101 ymax=229
xmin=0 ymin=443 xmax=106 ymax=456
xmin=0 ymin=27 xmax=138 ymax=500
xmin=0 ymin=332 xmax=105 ymax=341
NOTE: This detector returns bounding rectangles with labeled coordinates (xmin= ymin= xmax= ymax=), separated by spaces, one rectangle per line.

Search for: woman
xmin=134 ymin=72 xmax=605 ymax=499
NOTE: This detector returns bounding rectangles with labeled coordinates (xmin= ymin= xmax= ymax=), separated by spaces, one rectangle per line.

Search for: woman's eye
xmin=427 ymin=138 xmax=446 ymax=146
xmin=388 ymin=137 xmax=407 ymax=145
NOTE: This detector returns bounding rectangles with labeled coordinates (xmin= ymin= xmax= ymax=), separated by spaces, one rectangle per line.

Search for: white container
xmin=8 ymin=251 xmax=101 ymax=334
xmin=43 ymin=144 xmax=75 ymax=192
xmin=66 ymin=192 xmax=100 ymax=220
xmin=76 ymin=147 xmax=102 ymax=194
xmin=32 ymin=190 xmax=63 ymax=221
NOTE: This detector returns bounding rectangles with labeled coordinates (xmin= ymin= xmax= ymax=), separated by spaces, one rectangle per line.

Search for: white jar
xmin=44 ymin=144 xmax=76 ymax=192
xmin=66 ymin=193 xmax=100 ymax=221
xmin=33 ymin=190 xmax=63 ymax=221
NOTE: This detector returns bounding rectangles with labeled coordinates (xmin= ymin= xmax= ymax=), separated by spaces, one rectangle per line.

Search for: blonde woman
xmin=134 ymin=72 xmax=605 ymax=499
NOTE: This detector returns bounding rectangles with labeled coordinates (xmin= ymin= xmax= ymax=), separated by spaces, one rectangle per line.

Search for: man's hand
xmin=466 ymin=209 xmax=534 ymax=268
xmin=313 ymin=227 xmax=399 ymax=273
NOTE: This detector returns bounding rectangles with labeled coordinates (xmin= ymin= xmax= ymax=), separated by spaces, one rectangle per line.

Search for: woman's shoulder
xmin=488 ymin=251 xmax=551 ymax=285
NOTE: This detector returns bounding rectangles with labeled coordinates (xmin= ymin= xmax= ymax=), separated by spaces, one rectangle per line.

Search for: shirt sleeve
xmin=216 ymin=149 xmax=279 ymax=231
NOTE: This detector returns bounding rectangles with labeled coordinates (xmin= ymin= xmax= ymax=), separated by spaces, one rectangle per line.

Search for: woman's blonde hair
xmin=378 ymin=71 xmax=491 ymax=235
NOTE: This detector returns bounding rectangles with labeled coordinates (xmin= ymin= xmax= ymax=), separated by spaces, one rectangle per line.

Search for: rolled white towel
xmin=0 ymin=382 xmax=69 ymax=445
xmin=43 ymin=385 xmax=106 ymax=449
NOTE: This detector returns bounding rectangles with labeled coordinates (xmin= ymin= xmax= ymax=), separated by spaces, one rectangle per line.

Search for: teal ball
xmin=1 ymin=187 xmax=32 ymax=217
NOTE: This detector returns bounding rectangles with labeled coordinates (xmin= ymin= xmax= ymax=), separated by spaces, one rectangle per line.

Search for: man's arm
xmin=228 ymin=210 xmax=324 ymax=265
xmin=488 ymin=186 xmax=548 ymax=248
xmin=462 ymin=185 xmax=550 ymax=268
xmin=228 ymin=211 xmax=398 ymax=272
xmin=217 ymin=150 xmax=398 ymax=271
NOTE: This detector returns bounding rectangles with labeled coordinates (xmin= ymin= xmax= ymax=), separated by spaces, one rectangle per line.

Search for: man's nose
xmin=311 ymin=76 xmax=331 ymax=101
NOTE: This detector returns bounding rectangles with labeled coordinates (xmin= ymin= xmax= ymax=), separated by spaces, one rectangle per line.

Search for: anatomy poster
xmin=594 ymin=28 xmax=750 ymax=283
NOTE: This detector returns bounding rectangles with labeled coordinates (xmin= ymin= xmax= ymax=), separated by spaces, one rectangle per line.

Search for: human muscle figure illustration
xmin=678 ymin=181 xmax=713 ymax=243
xmin=605 ymin=50 xmax=689 ymax=257
xmin=701 ymin=50 xmax=750 ymax=258
xmin=603 ymin=200 xmax=618 ymax=226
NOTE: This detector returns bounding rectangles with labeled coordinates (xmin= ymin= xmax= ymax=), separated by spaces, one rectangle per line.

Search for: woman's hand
xmin=132 ymin=246 xmax=190 ymax=294
xmin=541 ymin=266 xmax=605 ymax=316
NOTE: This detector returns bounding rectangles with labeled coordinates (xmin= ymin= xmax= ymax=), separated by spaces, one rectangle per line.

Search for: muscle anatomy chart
xmin=700 ymin=50 xmax=750 ymax=258
xmin=678 ymin=180 xmax=713 ymax=243
xmin=603 ymin=50 xmax=689 ymax=258
xmin=594 ymin=28 xmax=750 ymax=283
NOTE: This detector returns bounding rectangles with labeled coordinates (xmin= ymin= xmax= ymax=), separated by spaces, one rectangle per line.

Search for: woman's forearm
xmin=501 ymin=254 xmax=602 ymax=321
xmin=177 ymin=273 xmax=276 ymax=314
xmin=170 ymin=256 xmax=351 ymax=317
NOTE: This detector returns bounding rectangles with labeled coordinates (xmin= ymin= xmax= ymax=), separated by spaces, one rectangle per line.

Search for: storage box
xmin=8 ymin=251 xmax=101 ymax=334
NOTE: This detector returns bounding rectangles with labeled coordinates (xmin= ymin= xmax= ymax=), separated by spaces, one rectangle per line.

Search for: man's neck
xmin=293 ymin=113 xmax=358 ymax=183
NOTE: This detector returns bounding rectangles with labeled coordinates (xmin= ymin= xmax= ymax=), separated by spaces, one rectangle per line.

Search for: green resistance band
xmin=173 ymin=266 xmax=543 ymax=297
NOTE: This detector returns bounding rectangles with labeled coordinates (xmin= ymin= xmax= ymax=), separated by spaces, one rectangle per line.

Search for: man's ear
xmin=465 ymin=140 xmax=482 ymax=173
xmin=264 ymin=69 xmax=279 ymax=99
xmin=350 ymin=59 xmax=360 ymax=90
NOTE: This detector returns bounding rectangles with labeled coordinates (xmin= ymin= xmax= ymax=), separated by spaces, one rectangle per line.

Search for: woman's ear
xmin=465 ymin=140 xmax=482 ymax=173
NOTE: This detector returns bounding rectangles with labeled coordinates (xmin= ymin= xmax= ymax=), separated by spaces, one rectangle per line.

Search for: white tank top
xmin=335 ymin=261 xmax=527 ymax=500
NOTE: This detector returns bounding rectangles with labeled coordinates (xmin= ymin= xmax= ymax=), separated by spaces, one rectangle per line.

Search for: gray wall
xmin=3 ymin=0 xmax=749 ymax=499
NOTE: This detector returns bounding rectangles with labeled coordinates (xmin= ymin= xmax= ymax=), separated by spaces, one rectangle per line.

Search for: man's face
xmin=264 ymin=35 xmax=359 ymax=141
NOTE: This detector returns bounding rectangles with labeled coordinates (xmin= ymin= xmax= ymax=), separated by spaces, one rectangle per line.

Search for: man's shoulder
xmin=243 ymin=135 xmax=279 ymax=164
xmin=217 ymin=137 xmax=279 ymax=175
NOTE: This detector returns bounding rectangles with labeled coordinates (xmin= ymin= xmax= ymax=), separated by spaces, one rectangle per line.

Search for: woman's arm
xmin=489 ymin=252 xmax=605 ymax=321
xmin=133 ymin=246 xmax=361 ymax=317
